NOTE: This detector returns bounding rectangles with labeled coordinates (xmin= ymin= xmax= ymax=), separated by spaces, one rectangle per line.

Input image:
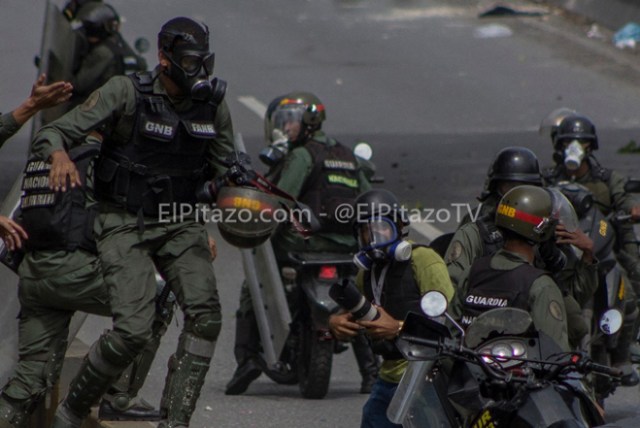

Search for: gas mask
xmin=563 ymin=140 xmax=586 ymax=171
xmin=353 ymin=217 xmax=412 ymax=271
xmin=164 ymin=45 xmax=215 ymax=101
xmin=259 ymin=129 xmax=289 ymax=166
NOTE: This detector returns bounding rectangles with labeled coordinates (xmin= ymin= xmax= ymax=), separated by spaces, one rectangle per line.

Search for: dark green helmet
xmin=77 ymin=2 xmax=119 ymax=40
xmin=495 ymin=185 xmax=556 ymax=243
xmin=216 ymin=187 xmax=279 ymax=248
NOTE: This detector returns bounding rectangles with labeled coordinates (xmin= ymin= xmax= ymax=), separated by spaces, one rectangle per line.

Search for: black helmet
xmin=216 ymin=187 xmax=279 ymax=248
xmin=485 ymin=147 xmax=543 ymax=194
xmin=352 ymin=189 xmax=409 ymax=231
xmin=553 ymin=114 xmax=598 ymax=151
xmin=77 ymin=2 xmax=119 ymax=40
xmin=271 ymin=92 xmax=326 ymax=144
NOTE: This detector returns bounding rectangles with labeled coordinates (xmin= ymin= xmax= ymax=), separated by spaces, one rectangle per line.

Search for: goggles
xmin=167 ymin=46 xmax=215 ymax=76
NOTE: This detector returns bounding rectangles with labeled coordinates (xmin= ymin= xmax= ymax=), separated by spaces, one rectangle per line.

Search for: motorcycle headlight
xmin=478 ymin=339 xmax=527 ymax=369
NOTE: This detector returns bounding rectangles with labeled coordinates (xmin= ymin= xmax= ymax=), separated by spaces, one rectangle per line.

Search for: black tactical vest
xmin=94 ymin=72 xmax=222 ymax=216
xmin=363 ymin=247 xmax=426 ymax=359
xmin=299 ymin=139 xmax=361 ymax=234
xmin=19 ymin=145 xmax=100 ymax=253
xmin=476 ymin=214 xmax=504 ymax=257
xmin=460 ymin=255 xmax=545 ymax=328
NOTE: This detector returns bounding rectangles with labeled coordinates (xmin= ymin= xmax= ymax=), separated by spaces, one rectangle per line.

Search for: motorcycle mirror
xmin=624 ymin=179 xmax=640 ymax=193
xmin=420 ymin=291 xmax=448 ymax=318
xmin=353 ymin=141 xmax=373 ymax=161
xmin=134 ymin=37 xmax=150 ymax=54
xmin=599 ymin=309 xmax=623 ymax=335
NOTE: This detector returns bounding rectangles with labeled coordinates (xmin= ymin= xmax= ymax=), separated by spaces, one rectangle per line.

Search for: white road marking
xmin=238 ymin=96 xmax=267 ymax=119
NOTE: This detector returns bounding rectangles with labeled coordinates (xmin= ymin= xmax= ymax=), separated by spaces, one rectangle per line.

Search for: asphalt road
xmin=1 ymin=0 xmax=640 ymax=426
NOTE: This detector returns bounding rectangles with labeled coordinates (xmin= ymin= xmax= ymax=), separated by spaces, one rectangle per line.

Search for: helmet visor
xmin=272 ymin=105 xmax=304 ymax=141
xmin=539 ymin=107 xmax=577 ymax=137
xmin=357 ymin=217 xmax=399 ymax=250
xmin=548 ymin=188 xmax=579 ymax=232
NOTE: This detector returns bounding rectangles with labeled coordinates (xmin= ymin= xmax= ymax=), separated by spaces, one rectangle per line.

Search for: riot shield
xmin=33 ymin=0 xmax=80 ymax=128
xmin=241 ymin=241 xmax=292 ymax=369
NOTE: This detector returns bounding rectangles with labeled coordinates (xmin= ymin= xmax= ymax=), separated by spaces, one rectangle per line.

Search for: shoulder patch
xmin=445 ymin=240 xmax=463 ymax=263
xmin=549 ymin=300 xmax=564 ymax=322
xmin=81 ymin=91 xmax=100 ymax=112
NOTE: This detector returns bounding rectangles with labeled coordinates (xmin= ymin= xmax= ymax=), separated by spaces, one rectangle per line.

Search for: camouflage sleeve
xmin=608 ymin=170 xmax=640 ymax=279
xmin=275 ymin=147 xmax=313 ymax=198
xmin=608 ymin=170 xmax=637 ymax=212
xmin=529 ymin=277 xmax=570 ymax=352
xmin=31 ymin=76 xmax=136 ymax=161
xmin=206 ymin=99 xmax=235 ymax=179
xmin=444 ymin=223 xmax=483 ymax=290
xmin=0 ymin=112 xmax=21 ymax=147
xmin=412 ymin=247 xmax=455 ymax=302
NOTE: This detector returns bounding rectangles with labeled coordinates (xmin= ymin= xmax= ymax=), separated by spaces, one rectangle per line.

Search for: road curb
xmin=535 ymin=0 xmax=640 ymax=31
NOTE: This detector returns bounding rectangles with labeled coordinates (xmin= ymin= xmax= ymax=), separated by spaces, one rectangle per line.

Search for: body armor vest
xmin=299 ymin=139 xmax=360 ymax=234
xmin=95 ymin=72 xmax=222 ymax=216
xmin=20 ymin=145 xmax=100 ymax=253
xmin=461 ymin=255 xmax=545 ymax=328
xmin=363 ymin=246 xmax=425 ymax=360
xmin=476 ymin=214 xmax=504 ymax=256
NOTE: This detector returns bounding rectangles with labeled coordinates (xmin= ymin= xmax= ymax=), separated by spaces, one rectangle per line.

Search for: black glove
xmin=537 ymin=240 xmax=567 ymax=273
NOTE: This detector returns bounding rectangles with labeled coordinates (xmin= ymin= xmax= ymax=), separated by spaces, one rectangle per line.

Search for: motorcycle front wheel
xmin=297 ymin=318 xmax=333 ymax=399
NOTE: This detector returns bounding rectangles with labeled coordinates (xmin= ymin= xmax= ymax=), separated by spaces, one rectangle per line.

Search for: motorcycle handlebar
xmin=581 ymin=361 xmax=623 ymax=378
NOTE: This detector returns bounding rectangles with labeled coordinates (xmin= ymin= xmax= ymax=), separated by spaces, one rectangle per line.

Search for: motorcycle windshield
xmin=464 ymin=308 xmax=533 ymax=349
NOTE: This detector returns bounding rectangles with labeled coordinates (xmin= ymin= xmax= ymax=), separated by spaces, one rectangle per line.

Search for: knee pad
xmin=94 ymin=333 xmax=138 ymax=374
xmin=189 ymin=313 xmax=222 ymax=342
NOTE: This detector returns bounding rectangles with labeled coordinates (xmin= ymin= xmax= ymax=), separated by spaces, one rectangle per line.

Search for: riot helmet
xmin=484 ymin=147 xmax=543 ymax=197
xmin=553 ymin=114 xmax=598 ymax=171
xmin=495 ymin=185 xmax=576 ymax=243
xmin=351 ymin=189 xmax=411 ymax=270
xmin=77 ymin=2 xmax=120 ymax=40
xmin=215 ymin=186 xmax=278 ymax=248
xmin=271 ymin=92 xmax=326 ymax=145
xmin=158 ymin=17 xmax=215 ymax=101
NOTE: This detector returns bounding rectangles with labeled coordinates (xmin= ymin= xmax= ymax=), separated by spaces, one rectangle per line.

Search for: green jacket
xmin=461 ymin=249 xmax=570 ymax=352
xmin=31 ymin=69 xmax=234 ymax=182
xmin=356 ymin=246 xmax=455 ymax=384
xmin=271 ymin=131 xmax=371 ymax=254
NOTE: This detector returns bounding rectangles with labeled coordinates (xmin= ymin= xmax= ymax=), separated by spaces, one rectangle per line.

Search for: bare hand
xmin=357 ymin=306 xmax=400 ymax=341
xmin=48 ymin=150 xmax=81 ymax=191
xmin=29 ymin=74 xmax=73 ymax=110
xmin=555 ymin=224 xmax=594 ymax=263
xmin=329 ymin=312 xmax=361 ymax=341
xmin=631 ymin=205 xmax=640 ymax=222
xmin=208 ymin=235 xmax=217 ymax=261
xmin=0 ymin=216 xmax=28 ymax=251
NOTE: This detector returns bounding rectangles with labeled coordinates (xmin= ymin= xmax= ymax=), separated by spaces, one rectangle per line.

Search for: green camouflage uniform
xmin=32 ymin=71 xmax=234 ymax=427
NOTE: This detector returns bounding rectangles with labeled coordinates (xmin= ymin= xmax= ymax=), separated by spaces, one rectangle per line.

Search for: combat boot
xmin=351 ymin=333 xmax=380 ymax=394
xmin=225 ymin=358 xmax=262 ymax=395
xmin=98 ymin=394 xmax=160 ymax=421
xmin=225 ymin=315 xmax=262 ymax=395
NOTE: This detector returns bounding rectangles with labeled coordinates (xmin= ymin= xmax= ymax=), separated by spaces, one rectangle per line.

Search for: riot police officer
xmin=329 ymin=189 xmax=455 ymax=428
xmin=226 ymin=92 xmax=380 ymax=395
xmin=0 ymin=75 xmax=72 ymax=146
xmin=445 ymin=147 xmax=597 ymax=349
xmin=32 ymin=16 xmax=234 ymax=428
xmin=67 ymin=2 xmax=147 ymax=110
xmin=460 ymin=185 xmax=570 ymax=351
xmin=0 ymin=137 xmax=170 ymax=427
xmin=542 ymin=112 xmax=640 ymax=384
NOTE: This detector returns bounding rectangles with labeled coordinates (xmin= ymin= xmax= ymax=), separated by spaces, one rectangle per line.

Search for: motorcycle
xmin=388 ymin=291 xmax=628 ymax=427
xmin=233 ymin=137 xmax=380 ymax=398
xmin=554 ymin=181 xmax=632 ymax=402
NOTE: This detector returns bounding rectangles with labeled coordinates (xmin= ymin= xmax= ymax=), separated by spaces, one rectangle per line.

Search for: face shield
xmin=357 ymin=217 xmax=399 ymax=251
xmin=272 ymin=105 xmax=305 ymax=143
xmin=539 ymin=107 xmax=578 ymax=139
xmin=548 ymin=188 xmax=580 ymax=232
